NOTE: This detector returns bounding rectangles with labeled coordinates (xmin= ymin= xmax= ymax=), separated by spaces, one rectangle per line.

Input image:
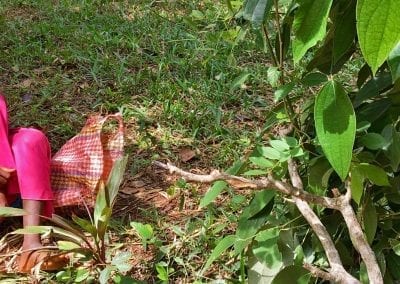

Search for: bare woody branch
xmin=153 ymin=161 xmax=336 ymax=208
xmin=337 ymin=184 xmax=383 ymax=284
xmin=154 ymin=160 xmax=383 ymax=284
xmin=287 ymin=160 xmax=359 ymax=284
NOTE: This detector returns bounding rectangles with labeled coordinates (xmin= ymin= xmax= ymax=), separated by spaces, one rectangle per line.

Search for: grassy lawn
xmin=0 ymin=0 xmax=275 ymax=282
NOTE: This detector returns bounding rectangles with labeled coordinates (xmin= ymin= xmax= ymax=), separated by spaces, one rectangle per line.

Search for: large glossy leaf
xmin=200 ymin=235 xmax=236 ymax=275
xmin=292 ymin=0 xmax=333 ymax=63
xmin=356 ymin=0 xmax=400 ymax=74
xmin=314 ymin=81 xmax=356 ymax=180
xmin=243 ymin=0 xmax=274 ymax=29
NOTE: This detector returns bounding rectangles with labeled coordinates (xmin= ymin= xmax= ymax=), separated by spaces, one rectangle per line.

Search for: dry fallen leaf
xmin=20 ymin=79 xmax=33 ymax=88
xmin=179 ymin=148 xmax=196 ymax=162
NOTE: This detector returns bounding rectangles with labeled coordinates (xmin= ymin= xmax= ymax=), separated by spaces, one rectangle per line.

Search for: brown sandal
xmin=18 ymin=249 xmax=69 ymax=273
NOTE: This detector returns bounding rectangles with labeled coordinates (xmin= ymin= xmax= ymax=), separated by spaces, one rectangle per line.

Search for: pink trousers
xmin=0 ymin=94 xmax=53 ymax=217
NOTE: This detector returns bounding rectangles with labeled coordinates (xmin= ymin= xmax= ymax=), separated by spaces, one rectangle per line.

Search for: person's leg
xmin=21 ymin=200 xmax=43 ymax=250
xmin=9 ymin=128 xmax=67 ymax=272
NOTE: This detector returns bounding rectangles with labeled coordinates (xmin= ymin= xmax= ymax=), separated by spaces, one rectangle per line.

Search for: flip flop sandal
xmin=18 ymin=249 xmax=69 ymax=273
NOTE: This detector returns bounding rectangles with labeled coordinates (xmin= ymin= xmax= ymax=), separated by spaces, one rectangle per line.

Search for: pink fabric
xmin=0 ymin=93 xmax=53 ymax=217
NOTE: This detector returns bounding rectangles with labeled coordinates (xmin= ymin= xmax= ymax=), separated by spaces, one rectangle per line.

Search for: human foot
xmin=18 ymin=249 xmax=69 ymax=273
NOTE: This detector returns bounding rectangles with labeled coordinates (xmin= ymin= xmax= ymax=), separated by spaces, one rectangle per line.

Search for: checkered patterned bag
xmin=51 ymin=114 xmax=124 ymax=213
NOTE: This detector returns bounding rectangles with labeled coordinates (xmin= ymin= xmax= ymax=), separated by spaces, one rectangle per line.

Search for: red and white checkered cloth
xmin=51 ymin=114 xmax=124 ymax=210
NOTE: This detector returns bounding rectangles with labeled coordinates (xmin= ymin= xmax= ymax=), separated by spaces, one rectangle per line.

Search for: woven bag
xmin=51 ymin=114 xmax=124 ymax=213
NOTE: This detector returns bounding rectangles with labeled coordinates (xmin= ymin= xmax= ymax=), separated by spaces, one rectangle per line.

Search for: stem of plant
xmin=262 ymin=24 xmax=279 ymax=68
xmin=240 ymin=251 xmax=245 ymax=283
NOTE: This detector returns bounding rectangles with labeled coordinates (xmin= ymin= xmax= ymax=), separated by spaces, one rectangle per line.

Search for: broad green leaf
xmin=94 ymin=181 xmax=108 ymax=228
xmin=314 ymin=81 xmax=356 ymax=180
xmin=230 ymin=72 xmax=251 ymax=92
xmin=57 ymin=240 xmax=81 ymax=250
xmin=350 ymin=166 xmax=364 ymax=204
xmin=253 ymin=239 xmax=282 ymax=270
xmin=292 ymin=0 xmax=333 ymax=63
xmin=243 ymin=0 xmax=274 ymax=29
xmin=72 ymin=215 xmax=97 ymax=237
xmin=301 ymin=72 xmax=328 ymax=87
xmin=199 ymin=181 xmax=226 ymax=208
xmin=51 ymin=214 xmax=87 ymax=240
xmin=244 ymin=190 xmax=276 ymax=219
xmin=332 ymin=0 xmax=357 ymax=64
xmin=356 ymin=0 xmax=400 ymax=74
xmin=293 ymin=245 xmax=305 ymax=266
xmin=389 ymin=239 xmax=400 ymax=256
xmin=354 ymin=73 xmax=392 ymax=107
xmin=274 ymin=83 xmax=294 ymax=102
xmin=284 ymin=137 xmax=298 ymax=147
xmin=255 ymin=228 xmax=279 ymax=242
xmin=357 ymin=64 xmax=372 ymax=88
xmin=248 ymin=255 xmax=282 ymax=284
xmin=111 ymin=251 xmax=133 ymax=273
xmin=155 ymin=263 xmax=168 ymax=281
xmin=99 ymin=266 xmax=112 ymax=284
xmin=360 ymin=261 xmax=369 ymax=284
xmin=201 ymin=235 xmax=236 ymax=275
xmin=267 ymin=67 xmax=280 ymax=87
xmin=356 ymin=121 xmax=371 ymax=132
xmin=106 ymin=155 xmax=128 ymax=207
xmin=249 ymin=156 xmax=275 ymax=168
xmin=387 ymin=253 xmax=400 ymax=279
xmin=199 ymin=160 xmax=243 ymax=208
xmin=259 ymin=146 xmax=281 ymax=160
xmin=0 ymin=207 xmax=26 ymax=217
xmin=235 ymin=190 xmax=275 ymax=254
xmin=357 ymin=163 xmax=389 ymax=186
xmin=130 ymin=222 xmax=154 ymax=240
xmin=270 ymin=140 xmax=290 ymax=151
xmin=190 ymin=10 xmax=204 ymax=20
xmin=243 ymin=169 xmax=268 ymax=176
xmin=362 ymin=197 xmax=377 ymax=244
xmin=388 ymin=43 xmax=400 ymax=82
xmin=308 ymin=158 xmax=332 ymax=195
xmin=12 ymin=225 xmax=52 ymax=235
xmin=359 ymin=133 xmax=388 ymax=150
xmin=75 ymin=268 xmax=90 ymax=282
xmin=271 ymin=265 xmax=309 ymax=284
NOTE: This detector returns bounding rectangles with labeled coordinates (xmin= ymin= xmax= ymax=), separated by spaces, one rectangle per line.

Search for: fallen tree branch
xmin=154 ymin=160 xmax=382 ymax=283
xmin=153 ymin=161 xmax=337 ymax=209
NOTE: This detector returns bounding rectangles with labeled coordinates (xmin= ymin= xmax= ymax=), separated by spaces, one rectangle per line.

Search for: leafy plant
xmin=1 ymin=156 xmax=132 ymax=283
xmin=156 ymin=0 xmax=400 ymax=282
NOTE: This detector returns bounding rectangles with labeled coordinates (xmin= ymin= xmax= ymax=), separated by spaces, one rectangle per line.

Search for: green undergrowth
xmin=0 ymin=0 xmax=275 ymax=282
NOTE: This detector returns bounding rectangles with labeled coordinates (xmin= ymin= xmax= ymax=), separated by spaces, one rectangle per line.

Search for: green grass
xmin=0 ymin=0 xmax=271 ymax=166
xmin=0 ymin=0 xmax=274 ymax=281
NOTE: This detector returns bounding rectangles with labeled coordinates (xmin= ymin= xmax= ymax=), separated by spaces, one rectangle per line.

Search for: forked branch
xmin=154 ymin=160 xmax=381 ymax=283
